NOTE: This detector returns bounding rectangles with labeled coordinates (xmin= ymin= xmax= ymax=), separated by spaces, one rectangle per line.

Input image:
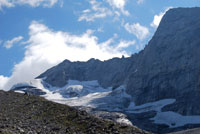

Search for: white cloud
xmin=18 ymin=0 xmax=58 ymax=7
xmin=124 ymin=23 xmax=149 ymax=40
xmin=4 ymin=36 xmax=23 ymax=49
xmin=59 ymin=0 xmax=64 ymax=8
xmin=151 ymin=7 xmax=173 ymax=28
xmin=79 ymin=0 xmax=129 ymax=22
xmin=79 ymin=0 xmax=112 ymax=22
xmin=0 ymin=75 xmax=9 ymax=90
xmin=2 ymin=21 xmax=131 ymax=90
xmin=115 ymin=40 xmax=135 ymax=50
xmin=97 ymin=27 xmax=104 ymax=32
xmin=106 ymin=0 xmax=129 ymax=16
xmin=0 ymin=0 xmax=58 ymax=9
xmin=137 ymin=0 xmax=144 ymax=4
xmin=0 ymin=0 xmax=14 ymax=9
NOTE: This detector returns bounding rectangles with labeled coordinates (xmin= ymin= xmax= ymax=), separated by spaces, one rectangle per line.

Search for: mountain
xmin=126 ymin=7 xmax=200 ymax=110
xmin=169 ymin=128 xmax=200 ymax=134
xmin=11 ymin=7 xmax=200 ymax=133
xmin=0 ymin=90 xmax=148 ymax=134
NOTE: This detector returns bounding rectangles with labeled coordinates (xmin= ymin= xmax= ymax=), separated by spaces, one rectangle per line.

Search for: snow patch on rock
xmin=14 ymin=90 xmax=25 ymax=94
xmin=126 ymin=98 xmax=200 ymax=128
xmin=152 ymin=111 xmax=200 ymax=128
xmin=126 ymin=99 xmax=176 ymax=113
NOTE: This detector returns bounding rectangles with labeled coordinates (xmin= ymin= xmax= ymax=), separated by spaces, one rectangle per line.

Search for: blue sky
xmin=0 ymin=0 xmax=200 ymax=90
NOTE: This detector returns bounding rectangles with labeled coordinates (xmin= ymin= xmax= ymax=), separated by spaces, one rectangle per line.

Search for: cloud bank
xmin=0 ymin=0 xmax=58 ymax=9
xmin=0 ymin=75 xmax=9 ymax=89
xmin=2 ymin=21 xmax=134 ymax=90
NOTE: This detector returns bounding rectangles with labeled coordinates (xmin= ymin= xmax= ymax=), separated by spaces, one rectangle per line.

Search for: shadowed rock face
xmin=126 ymin=7 xmax=200 ymax=115
xmin=169 ymin=127 xmax=200 ymax=134
xmin=37 ymin=57 xmax=135 ymax=89
xmin=12 ymin=86 xmax=46 ymax=95
xmin=37 ymin=7 xmax=200 ymax=116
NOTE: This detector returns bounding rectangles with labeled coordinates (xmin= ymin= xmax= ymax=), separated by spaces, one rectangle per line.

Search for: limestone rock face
xmin=37 ymin=57 xmax=134 ymax=89
xmin=37 ymin=7 xmax=200 ymax=116
xmin=126 ymin=7 xmax=200 ymax=115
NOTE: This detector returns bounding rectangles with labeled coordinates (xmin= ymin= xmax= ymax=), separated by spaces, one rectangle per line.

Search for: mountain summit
xmin=11 ymin=7 xmax=200 ymax=133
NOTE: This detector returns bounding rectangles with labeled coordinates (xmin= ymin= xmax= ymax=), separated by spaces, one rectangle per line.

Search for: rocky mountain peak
xmin=127 ymin=7 xmax=200 ymax=112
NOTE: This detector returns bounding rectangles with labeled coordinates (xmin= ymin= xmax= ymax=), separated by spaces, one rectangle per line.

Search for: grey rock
xmin=37 ymin=57 xmax=133 ymax=88
xmin=9 ymin=7 xmax=200 ymax=133
xmin=12 ymin=86 xmax=46 ymax=96
xmin=126 ymin=7 xmax=200 ymax=115
xmin=37 ymin=7 xmax=200 ymax=116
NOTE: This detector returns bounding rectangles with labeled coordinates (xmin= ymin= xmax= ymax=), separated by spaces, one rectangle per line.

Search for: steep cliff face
xmin=126 ymin=7 xmax=200 ymax=115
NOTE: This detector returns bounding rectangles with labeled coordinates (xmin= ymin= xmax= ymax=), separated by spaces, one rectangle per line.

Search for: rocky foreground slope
xmin=0 ymin=90 xmax=148 ymax=134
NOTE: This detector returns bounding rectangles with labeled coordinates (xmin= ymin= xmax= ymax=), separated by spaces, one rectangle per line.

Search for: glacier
xmin=11 ymin=78 xmax=200 ymax=129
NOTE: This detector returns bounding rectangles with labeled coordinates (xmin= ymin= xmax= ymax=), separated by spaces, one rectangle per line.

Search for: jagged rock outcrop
xmin=37 ymin=57 xmax=134 ymax=89
xmin=11 ymin=85 xmax=46 ymax=95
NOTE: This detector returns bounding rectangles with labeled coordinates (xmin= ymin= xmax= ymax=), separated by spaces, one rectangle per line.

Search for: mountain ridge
xmin=37 ymin=7 xmax=200 ymax=115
